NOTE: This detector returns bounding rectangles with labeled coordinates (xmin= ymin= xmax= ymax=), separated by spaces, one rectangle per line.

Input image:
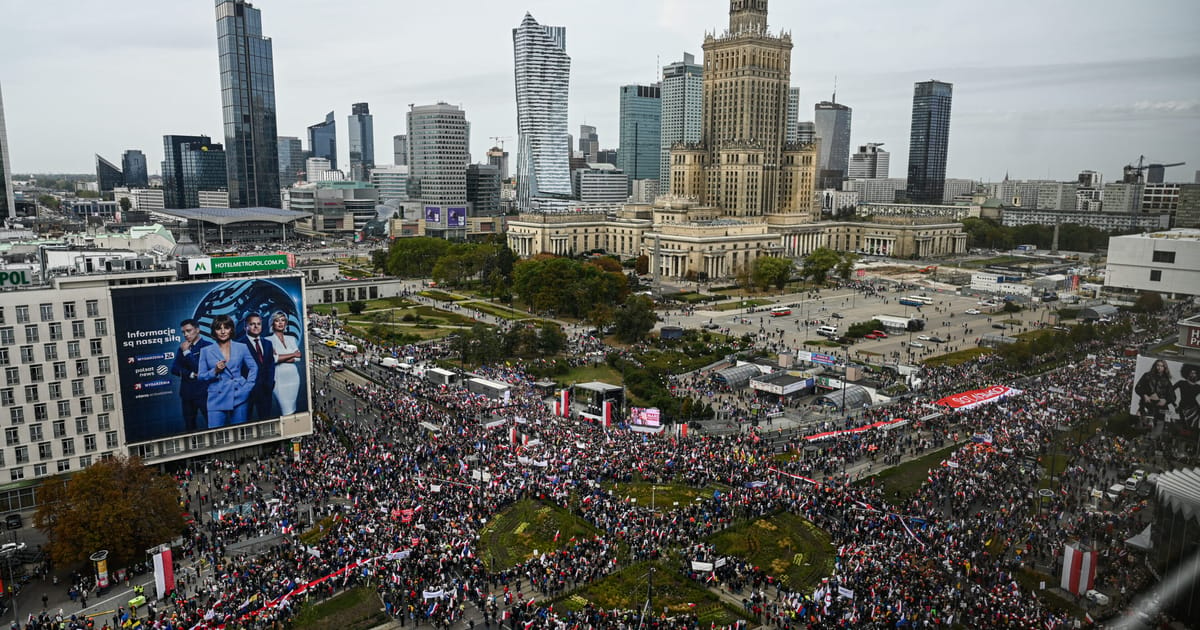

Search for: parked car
xmin=917 ymin=335 xmax=932 ymax=341
xmin=872 ymin=330 xmax=888 ymax=338
xmin=703 ymin=323 xmax=720 ymax=330
xmin=831 ymin=312 xmax=845 ymax=319
xmin=864 ymin=333 xmax=879 ymax=340
xmin=909 ymin=341 xmax=925 ymax=348
xmin=965 ymin=308 xmax=981 ymax=315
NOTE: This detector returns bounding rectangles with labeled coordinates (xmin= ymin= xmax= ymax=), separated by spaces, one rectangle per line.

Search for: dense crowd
xmin=29 ymin=297 xmax=1189 ymax=630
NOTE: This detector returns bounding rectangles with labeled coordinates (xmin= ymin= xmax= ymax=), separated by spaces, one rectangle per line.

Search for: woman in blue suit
xmin=198 ymin=314 xmax=258 ymax=427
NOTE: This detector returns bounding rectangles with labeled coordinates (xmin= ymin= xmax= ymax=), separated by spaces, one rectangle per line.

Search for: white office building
xmin=406 ymin=103 xmax=469 ymax=207
xmin=573 ymin=164 xmax=629 ymax=204
xmin=842 ymin=178 xmax=906 ymax=204
xmin=111 ymin=188 xmax=166 ymax=212
xmin=370 ymin=165 xmax=410 ymax=204
xmin=198 ymin=190 xmax=230 ymax=209
xmin=847 ymin=143 xmax=889 ymax=179
xmin=660 ymin=52 xmax=703 ymax=192
xmin=513 ymin=13 xmax=573 ymax=210
xmin=1105 ymin=229 xmax=1200 ymax=298
xmin=1102 ymin=182 xmax=1144 ymax=213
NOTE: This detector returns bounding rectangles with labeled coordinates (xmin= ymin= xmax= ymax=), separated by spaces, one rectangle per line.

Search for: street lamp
xmin=1 ymin=542 xmax=23 ymax=627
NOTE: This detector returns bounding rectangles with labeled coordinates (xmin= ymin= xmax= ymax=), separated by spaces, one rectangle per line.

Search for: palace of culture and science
xmin=507 ymin=0 xmax=966 ymax=281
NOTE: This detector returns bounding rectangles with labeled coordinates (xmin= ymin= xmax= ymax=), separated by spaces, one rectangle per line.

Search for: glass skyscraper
xmin=121 ymin=149 xmax=148 ymax=188
xmin=512 ymin=13 xmax=572 ymax=210
xmin=215 ymin=0 xmax=280 ymax=208
xmin=906 ymin=80 xmax=953 ymax=204
xmin=162 ymin=135 xmax=227 ymax=209
xmin=660 ymin=53 xmax=703 ymax=189
xmin=618 ymin=83 xmax=662 ymax=188
xmin=308 ymin=112 xmax=337 ymax=171
xmin=814 ymin=100 xmax=852 ymax=190
xmin=348 ymin=102 xmax=374 ymax=182
xmin=0 ymin=82 xmax=13 ymax=219
xmin=277 ymin=136 xmax=307 ymax=187
xmin=95 ymin=155 xmax=124 ymax=192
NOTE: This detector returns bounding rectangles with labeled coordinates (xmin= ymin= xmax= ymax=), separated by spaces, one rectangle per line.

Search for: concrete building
xmin=618 ymin=84 xmax=662 ymax=192
xmin=1176 ymin=184 xmax=1200 ymax=229
xmin=0 ymin=82 xmax=15 ymax=219
xmin=814 ymin=100 xmax=852 ymax=189
xmin=347 ymin=102 xmax=374 ymax=182
xmin=847 ymin=143 xmax=889 ymax=179
xmin=906 ymin=80 xmax=953 ymax=204
xmin=370 ymin=165 xmax=410 ymax=205
xmin=786 ymin=87 xmax=800 ymax=144
xmin=1102 ymin=182 xmax=1144 ymax=213
xmin=198 ymin=190 xmax=230 ymax=209
xmin=288 ymin=181 xmax=379 ymax=235
xmin=393 ymin=134 xmax=408 ymax=166
xmin=942 ymin=178 xmax=975 ymax=203
xmin=1105 ymin=229 xmax=1200 ymax=298
xmin=856 ymin=201 xmax=975 ymax=222
xmin=486 ymin=147 xmax=510 ymax=181
xmin=406 ymin=102 xmax=470 ymax=237
xmin=660 ymin=53 xmax=704 ymax=191
xmin=989 ymin=179 xmax=1048 ymax=208
xmin=668 ymin=0 xmax=818 ymax=222
xmin=110 ymin=187 xmax=165 ymax=212
xmin=573 ymin=164 xmax=629 ymax=204
xmin=1142 ymin=183 xmax=1181 ymax=214
xmin=842 ymin=178 xmax=905 ymax=204
xmin=1000 ymin=208 xmax=1169 ymax=232
xmin=215 ymin=0 xmax=280 ymax=209
xmin=305 ymin=157 xmax=335 ymax=184
xmin=630 ymin=179 xmax=659 ymax=204
xmin=1035 ymin=181 xmax=1079 ymax=211
xmin=513 ymin=13 xmax=573 ymax=209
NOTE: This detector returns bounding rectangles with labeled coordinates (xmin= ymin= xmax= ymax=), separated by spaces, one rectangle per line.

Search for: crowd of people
xmin=32 ymin=294 xmax=1189 ymax=630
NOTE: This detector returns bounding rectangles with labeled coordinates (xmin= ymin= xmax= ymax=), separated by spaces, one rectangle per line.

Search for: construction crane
xmin=490 ymin=136 xmax=513 ymax=151
xmin=1123 ymin=155 xmax=1186 ymax=184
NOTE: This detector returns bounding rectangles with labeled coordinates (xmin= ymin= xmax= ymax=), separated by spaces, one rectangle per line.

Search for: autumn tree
xmin=614 ymin=295 xmax=657 ymax=343
xmin=35 ymin=456 xmax=185 ymax=569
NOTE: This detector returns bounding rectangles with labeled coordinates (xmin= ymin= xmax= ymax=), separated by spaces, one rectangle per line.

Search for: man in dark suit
xmin=237 ymin=313 xmax=276 ymax=421
xmin=170 ymin=319 xmax=211 ymax=432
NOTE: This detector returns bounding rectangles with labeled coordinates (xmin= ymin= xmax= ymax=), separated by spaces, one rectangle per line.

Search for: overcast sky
xmin=2 ymin=0 xmax=1198 ymax=184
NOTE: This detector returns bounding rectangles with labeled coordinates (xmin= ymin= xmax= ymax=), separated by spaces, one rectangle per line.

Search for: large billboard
xmin=1130 ymin=356 xmax=1200 ymax=427
xmin=112 ymin=277 xmax=310 ymax=443
xmin=424 ymin=206 xmax=441 ymax=224
xmin=447 ymin=206 xmax=467 ymax=228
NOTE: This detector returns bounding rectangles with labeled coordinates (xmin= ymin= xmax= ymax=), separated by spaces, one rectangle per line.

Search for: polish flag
xmin=153 ymin=547 xmax=175 ymax=599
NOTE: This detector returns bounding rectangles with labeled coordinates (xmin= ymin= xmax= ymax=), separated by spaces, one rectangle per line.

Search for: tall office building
xmin=467 ymin=163 xmax=502 ymax=216
xmin=785 ymin=87 xmax=800 ymax=143
xmin=660 ymin=53 xmax=703 ymax=190
xmin=121 ymin=150 xmax=148 ymax=188
xmin=814 ymin=99 xmax=852 ymax=189
xmin=348 ymin=102 xmax=374 ymax=182
xmin=308 ymin=112 xmax=337 ymax=170
xmin=512 ymin=13 xmax=572 ymax=209
xmin=277 ymin=136 xmax=307 ymax=186
xmin=406 ymin=102 xmax=470 ymax=206
xmin=618 ymin=84 xmax=662 ymax=189
xmin=669 ymin=0 xmax=817 ymax=219
xmin=95 ymin=155 xmax=124 ymax=192
xmin=487 ymin=147 xmax=510 ymax=181
xmin=0 ymin=82 xmax=14 ymax=219
xmin=847 ymin=143 xmax=889 ymax=179
xmin=905 ymin=80 xmax=953 ymax=204
xmin=578 ymin=125 xmax=599 ymax=163
xmin=393 ymin=135 xmax=408 ymax=166
xmin=162 ymin=135 xmax=227 ymax=209
xmin=215 ymin=0 xmax=280 ymax=208
xmin=796 ymin=121 xmax=815 ymax=144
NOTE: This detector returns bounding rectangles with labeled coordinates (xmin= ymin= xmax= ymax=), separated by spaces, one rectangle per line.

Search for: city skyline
xmin=0 ymin=0 xmax=1197 ymax=184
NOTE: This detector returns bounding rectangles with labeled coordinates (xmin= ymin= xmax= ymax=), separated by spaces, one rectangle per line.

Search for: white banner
xmin=690 ymin=561 xmax=714 ymax=572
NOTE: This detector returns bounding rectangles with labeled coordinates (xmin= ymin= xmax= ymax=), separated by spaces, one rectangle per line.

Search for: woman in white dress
xmin=270 ymin=311 xmax=302 ymax=415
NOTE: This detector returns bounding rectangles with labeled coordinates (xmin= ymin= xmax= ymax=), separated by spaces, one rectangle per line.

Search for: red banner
xmin=935 ymin=385 xmax=1021 ymax=410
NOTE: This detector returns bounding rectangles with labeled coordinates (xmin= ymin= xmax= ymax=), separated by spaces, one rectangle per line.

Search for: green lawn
xmin=921 ymin=347 xmax=993 ymax=368
xmin=802 ymin=339 xmax=841 ymax=348
xmin=857 ymin=444 xmax=961 ymax=500
xmin=554 ymin=561 xmax=747 ymax=626
xmin=460 ymin=300 xmax=532 ymax=320
xmin=292 ymin=586 xmax=388 ymax=630
xmin=310 ymin=297 xmax=412 ymax=315
xmin=343 ymin=322 xmax=456 ymax=342
xmin=554 ymin=363 xmax=623 ymax=387
xmin=419 ymin=289 xmax=464 ymax=301
xmin=708 ymin=511 xmax=834 ymax=592
xmin=605 ymin=482 xmax=723 ymax=511
xmin=478 ymin=499 xmax=601 ymax=570
xmin=961 ymin=255 xmax=1035 ymax=268
xmin=711 ymin=299 xmax=773 ymax=312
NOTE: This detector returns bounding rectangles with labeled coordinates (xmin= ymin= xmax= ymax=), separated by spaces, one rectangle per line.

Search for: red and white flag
xmin=602 ymin=400 xmax=613 ymax=428
xmin=1060 ymin=541 xmax=1096 ymax=595
xmin=559 ymin=389 xmax=570 ymax=417
xmin=153 ymin=547 xmax=175 ymax=599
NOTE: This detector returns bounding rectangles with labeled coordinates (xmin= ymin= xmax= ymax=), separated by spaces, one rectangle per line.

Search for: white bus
xmin=905 ymin=295 xmax=934 ymax=305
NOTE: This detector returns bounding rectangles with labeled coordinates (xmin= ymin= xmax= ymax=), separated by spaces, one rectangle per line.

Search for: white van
xmin=379 ymin=357 xmax=400 ymax=369
xmin=817 ymin=325 xmax=838 ymax=337
xmin=337 ymin=342 xmax=358 ymax=354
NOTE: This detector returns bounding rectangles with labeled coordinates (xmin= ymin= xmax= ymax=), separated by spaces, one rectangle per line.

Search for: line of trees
xmin=962 ymin=217 xmax=1122 ymax=252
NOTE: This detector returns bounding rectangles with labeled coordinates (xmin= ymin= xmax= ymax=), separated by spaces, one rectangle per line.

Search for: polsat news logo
xmin=132 ymin=380 xmax=171 ymax=391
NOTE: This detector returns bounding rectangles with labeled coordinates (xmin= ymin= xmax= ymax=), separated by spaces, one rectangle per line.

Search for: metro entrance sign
xmin=188 ymin=254 xmax=289 ymax=275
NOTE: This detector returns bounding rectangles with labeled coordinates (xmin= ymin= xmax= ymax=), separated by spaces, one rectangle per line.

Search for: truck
xmin=872 ymin=314 xmax=926 ymax=332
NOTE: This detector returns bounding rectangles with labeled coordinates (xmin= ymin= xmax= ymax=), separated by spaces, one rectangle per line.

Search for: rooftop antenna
xmin=832 ymin=75 xmax=838 ymax=104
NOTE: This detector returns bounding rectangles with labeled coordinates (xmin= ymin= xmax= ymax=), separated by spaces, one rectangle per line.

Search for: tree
xmin=800 ymin=248 xmax=842 ymax=284
xmin=752 ymin=256 xmax=793 ymax=292
xmin=370 ymin=249 xmax=389 ymax=272
xmin=1133 ymin=291 xmax=1163 ymax=313
xmin=835 ymin=252 xmax=859 ymax=281
xmin=635 ymin=255 xmax=650 ymax=276
xmin=38 ymin=194 xmax=61 ymax=211
xmin=614 ymin=295 xmax=657 ymax=343
xmin=117 ymin=196 xmax=132 ymax=213
xmin=386 ymin=237 xmax=450 ymax=278
xmin=34 ymin=456 xmax=184 ymax=568
xmin=348 ymin=300 xmax=367 ymax=315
